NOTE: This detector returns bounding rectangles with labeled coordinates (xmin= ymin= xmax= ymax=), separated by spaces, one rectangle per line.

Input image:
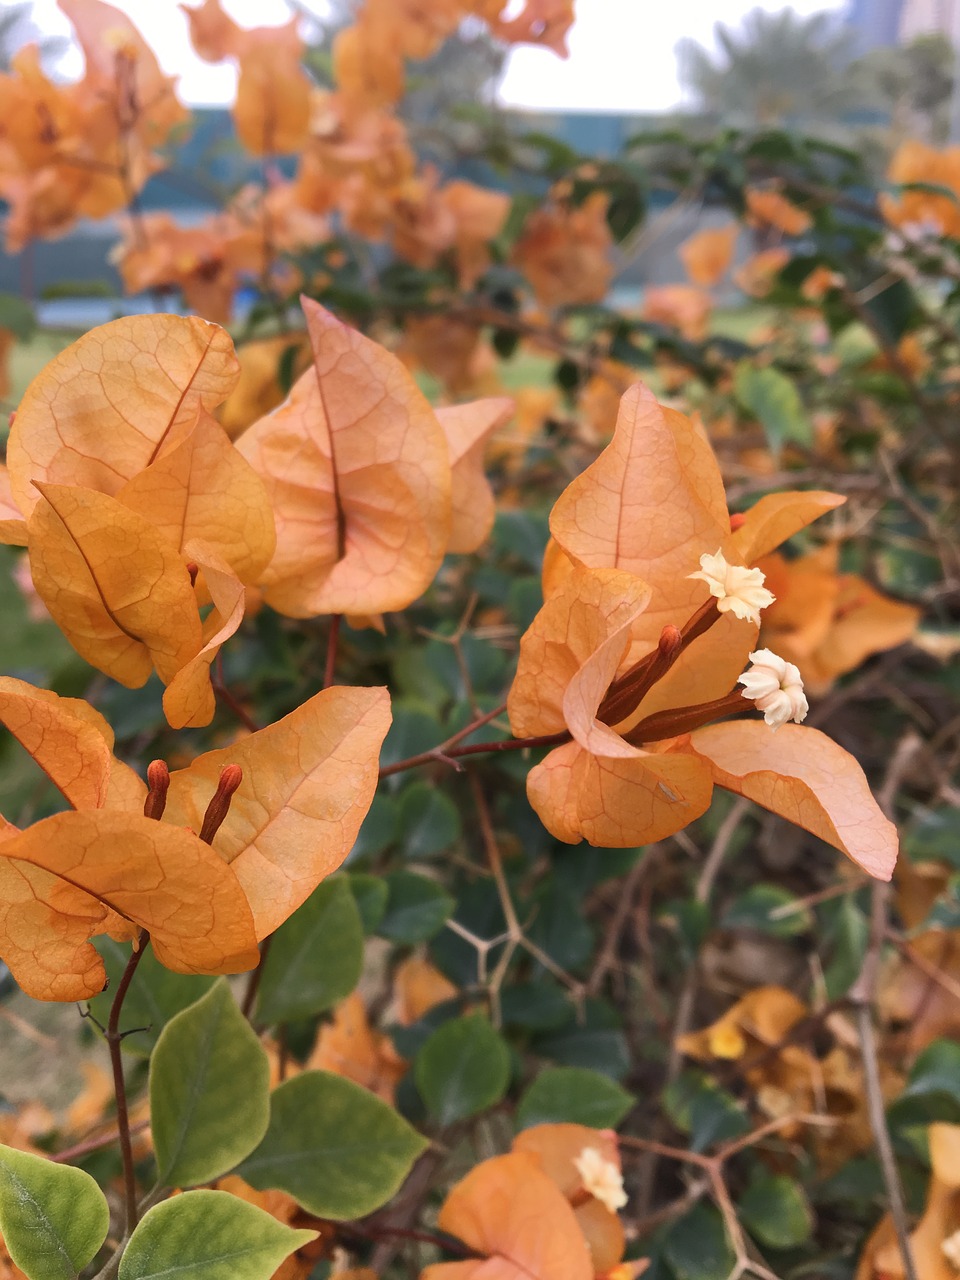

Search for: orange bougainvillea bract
xmin=508 ymin=381 xmax=898 ymax=879
xmin=0 ymin=677 xmax=389 ymax=999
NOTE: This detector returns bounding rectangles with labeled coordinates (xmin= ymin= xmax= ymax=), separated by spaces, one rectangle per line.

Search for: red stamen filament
xmin=199 ymin=765 xmax=243 ymax=844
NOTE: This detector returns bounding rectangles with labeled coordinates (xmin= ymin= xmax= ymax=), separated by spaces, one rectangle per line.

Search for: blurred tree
xmin=856 ymin=33 xmax=954 ymax=143
xmin=0 ymin=2 xmax=68 ymax=73
xmin=677 ymin=7 xmax=869 ymax=128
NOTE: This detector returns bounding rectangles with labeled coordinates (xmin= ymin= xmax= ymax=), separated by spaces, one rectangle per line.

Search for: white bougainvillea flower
xmin=687 ymin=550 xmax=776 ymax=624
xmin=572 ymin=1146 xmax=628 ymax=1213
xmin=739 ymin=648 xmax=809 ymax=729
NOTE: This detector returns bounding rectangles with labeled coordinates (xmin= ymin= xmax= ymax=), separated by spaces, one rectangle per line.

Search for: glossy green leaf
xmin=377 ymin=871 xmax=455 ymax=943
xmin=664 ymin=1201 xmax=735 ymax=1280
xmin=347 ymin=872 xmax=389 ymax=934
xmin=721 ymin=884 xmax=812 ymax=937
xmin=516 ymin=1067 xmax=634 ymax=1130
xmin=739 ymin=1174 xmax=813 ymax=1248
xmin=0 ymin=1144 xmax=109 ymax=1280
xmin=397 ymin=783 xmax=462 ymax=859
xmin=415 ymin=1014 xmax=510 ymax=1125
xmin=118 ymin=1190 xmax=315 ymax=1280
xmin=150 ymin=980 xmax=271 ymax=1187
xmin=237 ymin=1071 xmax=427 ymax=1219
xmin=734 ymin=362 xmax=810 ymax=456
xmin=257 ymin=878 xmax=363 ymax=1024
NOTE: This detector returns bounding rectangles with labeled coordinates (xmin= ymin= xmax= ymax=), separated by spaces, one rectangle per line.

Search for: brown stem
xmin=623 ymin=689 xmax=749 ymax=745
xmin=379 ymin=727 xmax=570 ymax=779
xmin=240 ymin=933 xmax=274 ymax=1021
xmin=106 ymin=934 xmax=150 ymax=1235
xmin=324 ymin=615 xmax=341 ymax=689
xmin=51 ymin=1119 xmax=150 ymax=1165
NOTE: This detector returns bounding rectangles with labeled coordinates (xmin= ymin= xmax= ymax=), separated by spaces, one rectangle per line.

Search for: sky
xmin=29 ymin=0 xmax=847 ymax=113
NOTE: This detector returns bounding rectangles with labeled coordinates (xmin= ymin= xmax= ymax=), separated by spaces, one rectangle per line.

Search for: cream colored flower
xmin=942 ymin=1228 xmax=960 ymax=1269
xmin=572 ymin=1145 xmax=628 ymax=1213
xmin=739 ymin=648 xmax=808 ymax=729
xmin=688 ymin=550 xmax=775 ymax=624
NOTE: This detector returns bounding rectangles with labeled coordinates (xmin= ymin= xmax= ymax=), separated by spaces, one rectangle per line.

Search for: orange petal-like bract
xmin=437 ymin=397 xmax=513 ymax=554
xmin=422 ymin=1152 xmax=593 ymax=1280
xmin=237 ymin=297 xmax=452 ymax=616
xmin=731 ymin=491 xmax=845 ymax=564
xmin=164 ymin=686 xmax=392 ymax=937
xmin=685 ymin=721 xmax=898 ymax=879
xmin=27 ymin=483 xmax=204 ymax=688
xmin=7 ymin=314 xmax=239 ymax=520
xmin=507 ymin=378 xmax=894 ymax=876
xmin=161 ymin=543 xmax=247 ymax=730
xmin=115 ymin=410 xmax=275 ymax=584
xmin=0 ymin=810 xmax=259 ymax=1001
xmin=679 ymin=225 xmax=738 ymax=287
xmin=0 ymin=677 xmax=114 ymax=810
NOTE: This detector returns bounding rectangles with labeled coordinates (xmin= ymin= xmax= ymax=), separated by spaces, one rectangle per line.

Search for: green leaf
xmin=516 ymin=1067 xmax=634 ymax=1129
xmin=150 ymin=980 xmax=271 ymax=1187
xmin=346 ymin=872 xmax=389 ymax=934
xmin=739 ymin=1174 xmax=813 ymax=1248
xmin=0 ymin=1144 xmax=109 ymax=1280
xmin=397 ymin=783 xmax=462 ymax=859
xmin=721 ymin=884 xmax=812 ymax=937
xmin=663 ymin=1072 xmax=749 ymax=1152
xmin=88 ymin=938 xmax=216 ymax=1056
xmin=377 ymin=871 xmax=455 ymax=943
xmin=664 ymin=1202 xmax=735 ymax=1280
xmin=534 ymin=999 xmax=630 ymax=1081
xmin=118 ymin=1190 xmax=316 ymax=1280
xmin=237 ymin=1071 xmax=427 ymax=1219
xmin=415 ymin=1014 xmax=510 ymax=1125
xmin=889 ymin=1039 xmax=960 ymax=1126
xmin=733 ymin=363 xmax=810 ymax=456
xmin=257 ymin=878 xmax=363 ymax=1024
xmin=0 ymin=294 xmax=36 ymax=342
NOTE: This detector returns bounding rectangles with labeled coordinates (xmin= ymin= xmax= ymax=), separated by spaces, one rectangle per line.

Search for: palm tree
xmin=0 ymin=2 xmax=69 ymax=75
xmin=677 ymin=8 xmax=869 ymax=128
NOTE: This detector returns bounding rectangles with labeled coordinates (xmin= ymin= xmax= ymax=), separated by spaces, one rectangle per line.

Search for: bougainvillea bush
xmin=0 ymin=2 xmax=958 ymax=1279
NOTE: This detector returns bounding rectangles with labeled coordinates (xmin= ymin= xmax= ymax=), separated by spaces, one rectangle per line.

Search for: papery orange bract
xmin=512 ymin=1126 xmax=625 ymax=1275
xmin=676 ymin=986 xmax=808 ymax=1061
xmin=512 ymin=193 xmax=614 ymax=309
xmin=393 ymin=955 xmax=458 ymax=1026
xmin=422 ymin=1152 xmax=593 ymax=1280
xmin=237 ymin=297 xmax=452 ymax=617
xmin=0 ymin=810 xmax=260 ymax=1001
xmin=744 ymin=187 xmax=812 ymax=236
xmin=856 ymin=1122 xmax=960 ymax=1279
xmin=679 ymin=225 xmax=739 ymax=287
xmin=438 ymin=398 xmax=514 ymax=554
xmin=307 ymin=991 xmax=406 ymax=1103
xmin=161 ymin=544 xmax=246 ymax=730
xmin=641 ymin=284 xmax=712 ymax=341
xmin=163 ymin=685 xmax=391 ymax=937
xmin=4 ymin=314 xmax=238 ymax=523
xmin=734 ymin=247 xmax=791 ymax=298
xmin=219 ymin=335 xmax=311 ymax=439
xmin=114 ymin=410 xmax=275 ymax=584
xmin=27 ymin=483 xmax=204 ymax=688
xmin=758 ymin=549 xmax=921 ymax=694
xmin=485 ymin=0 xmax=576 ymax=55
xmin=182 ymin=1 xmax=310 ymax=155
xmin=686 ymin=721 xmax=898 ymax=879
xmin=509 ymin=380 xmax=897 ymax=878
xmin=881 ymin=140 xmax=960 ymax=238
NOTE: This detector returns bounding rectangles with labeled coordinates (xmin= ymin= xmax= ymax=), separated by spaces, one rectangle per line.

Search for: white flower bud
xmin=688 ymin=550 xmax=775 ymax=625
xmin=572 ymin=1145 xmax=628 ymax=1213
xmin=738 ymin=648 xmax=808 ymax=729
